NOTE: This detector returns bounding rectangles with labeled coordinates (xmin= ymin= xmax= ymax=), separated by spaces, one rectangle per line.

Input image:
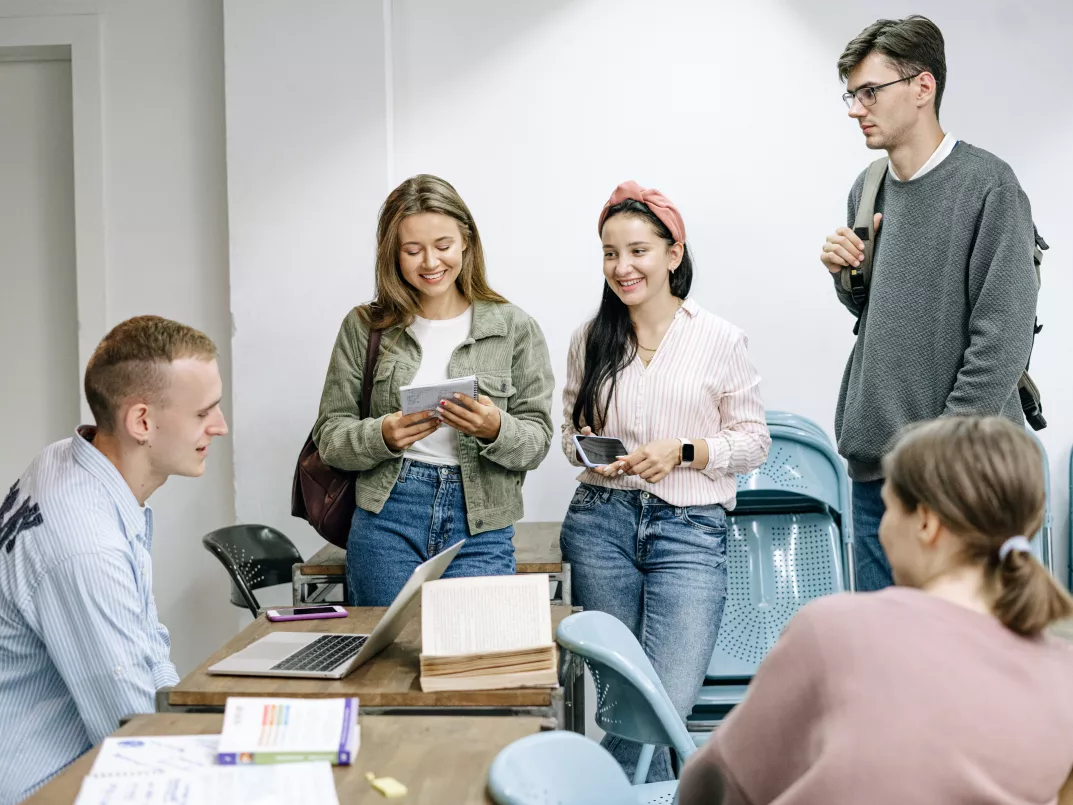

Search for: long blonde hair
xmin=883 ymin=416 xmax=1073 ymax=636
xmin=362 ymin=174 xmax=506 ymax=331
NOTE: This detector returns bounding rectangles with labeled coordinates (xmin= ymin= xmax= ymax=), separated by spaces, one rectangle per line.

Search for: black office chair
xmin=201 ymin=524 xmax=303 ymax=617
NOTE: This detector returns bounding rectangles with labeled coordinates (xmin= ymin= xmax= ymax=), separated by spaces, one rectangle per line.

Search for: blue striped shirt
xmin=0 ymin=427 xmax=178 ymax=803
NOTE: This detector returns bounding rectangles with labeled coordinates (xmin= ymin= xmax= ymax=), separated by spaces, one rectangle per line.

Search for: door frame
xmin=0 ymin=14 xmax=104 ymax=422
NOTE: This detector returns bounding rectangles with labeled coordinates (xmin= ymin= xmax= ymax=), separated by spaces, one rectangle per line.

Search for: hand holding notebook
xmin=399 ymin=376 xmax=478 ymax=417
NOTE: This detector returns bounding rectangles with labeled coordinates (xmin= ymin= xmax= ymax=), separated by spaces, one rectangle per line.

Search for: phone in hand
xmin=265 ymin=605 xmax=349 ymax=622
xmin=572 ymin=434 xmax=629 ymax=468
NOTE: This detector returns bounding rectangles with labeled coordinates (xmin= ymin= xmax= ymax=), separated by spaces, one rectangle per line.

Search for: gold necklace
xmin=636 ymin=299 xmax=684 ymax=353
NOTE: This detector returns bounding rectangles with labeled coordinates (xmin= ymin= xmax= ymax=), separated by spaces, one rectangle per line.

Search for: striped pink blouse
xmin=561 ymin=298 xmax=771 ymax=508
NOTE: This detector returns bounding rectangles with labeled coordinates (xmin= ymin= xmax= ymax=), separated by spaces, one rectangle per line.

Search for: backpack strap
xmin=360 ymin=325 xmax=383 ymax=420
xmin=840 ymin=157 xmax=890 ymax=310
xmin=1032 ymin=225 xmax=1047 ymax=284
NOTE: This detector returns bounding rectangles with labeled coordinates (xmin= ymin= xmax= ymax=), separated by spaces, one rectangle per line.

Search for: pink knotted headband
xmin=597 ymin=180 xmax=686 ymax=244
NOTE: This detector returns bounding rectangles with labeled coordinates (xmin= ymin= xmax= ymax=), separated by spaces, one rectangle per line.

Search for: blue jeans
xmin=559 ymin=484 xmax=728 ymax=783
xmin=347 ymin=459 xmax=516 ymax=606
xmin=852 ymin=479 xmax=893 ymax=591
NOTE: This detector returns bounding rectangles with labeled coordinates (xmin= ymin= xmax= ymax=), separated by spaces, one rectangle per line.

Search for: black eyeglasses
xmin=842 ymin=73 xmax=922 ymax=109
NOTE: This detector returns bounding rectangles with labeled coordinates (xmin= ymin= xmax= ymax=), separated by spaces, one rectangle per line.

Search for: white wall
xmin=224 ymin=0 xmax=388 ymax=569
xmin=0 ymin=57 xmax=79 ymax=484
xmin=0 ymin=0 xmax=236 ymax=674
xmin=227 ymin=0 xmax=1073 ymax=584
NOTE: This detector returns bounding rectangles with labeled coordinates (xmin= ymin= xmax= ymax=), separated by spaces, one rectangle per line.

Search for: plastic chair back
xmin=202 ymin=524 xmax=303 ymax=616
xmin=764 ymin=410 xmax=830 ymax=444
xmin=736 ymin=427 xmax=849 ymax=520
xmin=707 ymin=511 xmax=844 ymax=679
xmin=1025 ymin=431 xmax=1053 ymax=573
xmin=487 ymin=731 xmax=636 ymax=805
xmin=556 ymin=611 xmax=695 ymax=763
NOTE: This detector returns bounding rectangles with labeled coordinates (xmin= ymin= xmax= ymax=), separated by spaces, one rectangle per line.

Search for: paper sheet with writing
xmin=73 ymin=762 xmax=338 ymax=805
xmin=398 ymin=375 xmax=478 ymax=416
xmin=88 ymin=735 xmax=218 ymax=777
xmin=421 ymin=573 xmax=552 ymax=656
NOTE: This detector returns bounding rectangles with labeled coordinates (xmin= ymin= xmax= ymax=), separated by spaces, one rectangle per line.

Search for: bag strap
xmin=360 ymin=323 xmax=383 ymax=420
xmin=841 ymin=157 xmax=890 ymax=310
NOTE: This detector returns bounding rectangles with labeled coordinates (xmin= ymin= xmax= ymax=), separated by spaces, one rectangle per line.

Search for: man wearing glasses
xmin=819 ymin=16 xmax=1039 ymax=591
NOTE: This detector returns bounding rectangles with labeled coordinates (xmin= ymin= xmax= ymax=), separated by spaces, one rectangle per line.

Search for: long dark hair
xmin=571 ymin=200 xmax=693 ymax=432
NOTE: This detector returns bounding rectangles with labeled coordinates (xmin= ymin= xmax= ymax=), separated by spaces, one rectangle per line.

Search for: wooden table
xmin=162 ymin=605 xmax=585 ymax=733
xmin=23 ymin=713 xmax=547 ymax=804
xmin=293 ymin=521 xmax=571 ymax=606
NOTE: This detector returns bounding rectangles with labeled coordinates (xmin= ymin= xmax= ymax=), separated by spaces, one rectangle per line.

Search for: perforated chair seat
xmin=486 ymin=721 xmax=686 ymax=805
xmin=693 ymin=684 xmax=749 ymax=708
xmin=709 ymin=512 xmax=843 ymax=679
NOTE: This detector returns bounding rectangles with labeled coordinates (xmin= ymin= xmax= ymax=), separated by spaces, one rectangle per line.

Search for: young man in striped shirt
xmin=0 ymin=316 xmax=228 ymax=803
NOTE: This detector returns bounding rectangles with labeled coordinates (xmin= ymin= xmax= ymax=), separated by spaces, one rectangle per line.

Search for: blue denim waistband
xmin=399 ymin=458 xmax=462 ymax=482
xmin=579 ymin=482 xmax=726 ymax=513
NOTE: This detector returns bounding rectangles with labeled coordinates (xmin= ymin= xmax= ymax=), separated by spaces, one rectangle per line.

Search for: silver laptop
xmin=207 ymin=540 xmax=465 ymax=680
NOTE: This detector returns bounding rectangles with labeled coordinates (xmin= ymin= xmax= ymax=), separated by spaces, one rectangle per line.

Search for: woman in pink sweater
xmin=678 ymin=416 xmax=1073 ymax=805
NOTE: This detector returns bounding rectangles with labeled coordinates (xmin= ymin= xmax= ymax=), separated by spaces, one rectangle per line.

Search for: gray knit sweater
xmin=833 ymin=142 xmax=1039 ymax=481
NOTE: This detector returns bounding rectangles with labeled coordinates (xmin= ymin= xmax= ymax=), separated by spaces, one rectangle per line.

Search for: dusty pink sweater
xmin=679 ymin=588 xmax=1073 ymax=805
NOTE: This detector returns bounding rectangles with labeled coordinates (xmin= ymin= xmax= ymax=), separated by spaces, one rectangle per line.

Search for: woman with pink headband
xmin=559 ymin=180 xmax=771 ymax=782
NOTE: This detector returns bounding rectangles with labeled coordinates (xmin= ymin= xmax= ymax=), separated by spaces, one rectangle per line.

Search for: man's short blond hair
xmin=84 ymin=315 xmax=218 ymax=432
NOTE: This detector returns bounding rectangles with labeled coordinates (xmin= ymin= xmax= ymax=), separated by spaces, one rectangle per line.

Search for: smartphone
xmin=265 ymin=605 xmax=349 ymax=622
xmin=573 ymin=434 xmax=629 ymax=468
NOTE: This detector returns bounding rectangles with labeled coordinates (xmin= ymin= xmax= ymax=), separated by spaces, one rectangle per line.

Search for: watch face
xmin=682 ymin=443 xmax=695 ymax=462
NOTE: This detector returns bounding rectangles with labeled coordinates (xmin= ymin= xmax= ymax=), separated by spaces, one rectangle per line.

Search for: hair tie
xmin=998 ymin=535 xmax=1033 ymax=562
xmin=597 ymin=180 xmax=686 ymax=244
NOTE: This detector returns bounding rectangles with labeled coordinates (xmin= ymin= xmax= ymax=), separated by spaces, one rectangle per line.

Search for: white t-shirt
xmin=403 ymin=306 xmax=473 ymax=466
xmin=888 ymin=131 xmax=957 ymax=181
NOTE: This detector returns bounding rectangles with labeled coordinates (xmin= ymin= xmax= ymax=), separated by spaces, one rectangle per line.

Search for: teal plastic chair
xmin=556 ymin=611 xmax=694 ymax=800
xmin=764 ymin=410 xmax=830 ymax=444
xmin=1026 ymin=431 xmax=1054 ymax=573
xmin=487 ymin=731 xmax=679 ymax=805
xmin=691 ymin=422 xmax=851 ymax=730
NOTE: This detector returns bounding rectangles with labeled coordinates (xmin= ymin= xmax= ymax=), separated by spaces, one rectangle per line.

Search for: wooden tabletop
xmin=297 ymin=522 xmax=563 ymax=575
xmin=169 ymin=605 xmax=572 ymax=708
xmin=23 ymin=712 xmax=546 ymax=804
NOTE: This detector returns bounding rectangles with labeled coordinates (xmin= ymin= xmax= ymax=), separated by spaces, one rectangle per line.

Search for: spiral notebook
xmin=399 ymin=375 xmax=478 ymax=416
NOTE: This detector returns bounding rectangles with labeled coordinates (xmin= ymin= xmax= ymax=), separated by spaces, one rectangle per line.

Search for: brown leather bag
xmin=291 ymin=325 xmax=382 ymax=548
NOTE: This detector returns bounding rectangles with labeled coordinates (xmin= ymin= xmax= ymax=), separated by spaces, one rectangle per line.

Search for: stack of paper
xmin=420 ymin=573 xmax=559 ymax=692
xmin=74 ymin=762 xmax=337 ymax=805
xmin=89 ymin=735 xmax=219 ymax=776
xmin=72 ymin=698 xmax=360 ymax=804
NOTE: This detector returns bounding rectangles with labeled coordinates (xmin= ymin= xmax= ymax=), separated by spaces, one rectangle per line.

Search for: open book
xmin=419 ymin=573 xmax=559 ymax=692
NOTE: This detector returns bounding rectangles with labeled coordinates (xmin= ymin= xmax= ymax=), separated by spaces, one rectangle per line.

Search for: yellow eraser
xmin=364 ymin=771 xmax=408 ymax=798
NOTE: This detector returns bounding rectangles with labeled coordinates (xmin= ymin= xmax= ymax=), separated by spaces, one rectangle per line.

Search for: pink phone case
xmin=266 ymin=607 xmax=349 ymax=622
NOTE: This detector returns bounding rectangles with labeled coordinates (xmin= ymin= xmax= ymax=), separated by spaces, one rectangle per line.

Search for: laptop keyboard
xmin=270 ymin=634 xmax=369 ymax=673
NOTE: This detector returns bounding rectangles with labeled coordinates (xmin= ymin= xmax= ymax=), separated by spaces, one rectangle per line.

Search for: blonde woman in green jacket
xmin=314 ymin=174 xmax=555 ymax=605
